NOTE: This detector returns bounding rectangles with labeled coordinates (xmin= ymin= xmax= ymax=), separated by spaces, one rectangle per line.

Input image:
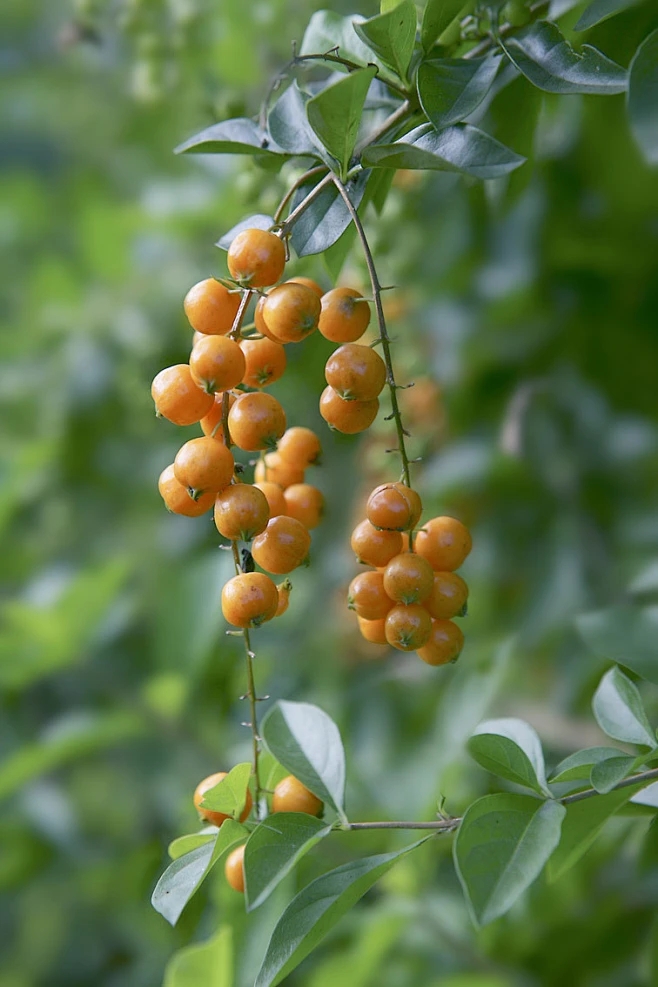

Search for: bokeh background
xmin=2 ymin=1 xmax=658 ymax=985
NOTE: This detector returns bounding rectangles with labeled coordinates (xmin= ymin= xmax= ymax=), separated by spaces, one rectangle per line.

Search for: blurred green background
xmin=2 ymin=1 xmax=658 ymax=985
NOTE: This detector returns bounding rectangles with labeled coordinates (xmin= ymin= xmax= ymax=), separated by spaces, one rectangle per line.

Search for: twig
xmin=273 ymin=166 xmax=328 ymax=225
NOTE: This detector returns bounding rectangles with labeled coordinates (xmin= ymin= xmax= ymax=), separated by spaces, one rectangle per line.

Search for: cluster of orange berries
xmin=193 ymin=770 xmax=322 ymax=893
xmin=349 ymin=483 xmax=471 ymax=665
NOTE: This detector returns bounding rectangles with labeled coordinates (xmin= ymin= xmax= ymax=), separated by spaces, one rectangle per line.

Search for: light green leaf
xmin=592 ymin=666 xmax=656 ymax=748
xmin=244 ymin=812 xmax=333 ymax=911
xmin=174 ymin=118 xmax=286 ymax=157
xmin=576 ymin=604 xmax=658 ymax=684
xmin=268 ymin=83 xmax=322 ymax=157
xmin=381 ymin=0 xmax=405 ymax=11
xmin=307 ymin=68 xmax=378 ymax=178
xmin=168 ymin=829 xmax=216 ymax=861
xmin=590 ymin=754 xmax=638 ymax=794
xmin=575 ymin=0 xmax=641 ymax=31
xmin=628 ymin=30 xmax=658 ymax=166
xmin=163 ymin=925 xmax=232 ymax=987
xmin=200 ymin=762 xmax=252 ymax=818
xmin=353 ymin=2 xmax=417 ymax=81
xmin=418 ymin=55 xmax=502 ymax=129
xmin=468 ymin=719 xmax=549 ymax=794
xmin=549 ymin=746 xmax=626 ymax=784
xmin=421 ymin=0 xmax=468 ymax=51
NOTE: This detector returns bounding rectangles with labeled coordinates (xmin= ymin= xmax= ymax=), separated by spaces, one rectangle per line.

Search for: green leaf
xmin=168 ymin=829 xmax=216 ymax=861
xmin=323 ymin=224 xmax=357 ymax=280
xmin=300 ymin=12 xmax=386 ymax=72
xmin=353 ymin=2 xmax=417 ymax=81
xmin=254 ymin=842 xmax=426 ymax=987
xmin=592 ymin=666 xmax=656 ymax=748
xmin=590 ymin=754 xmax=637 ymax=794
xmin=163 ymin=926 xmax=232 ymax=987
xmin=628 ymin=30 xmax=658 ymax=166
xmin=175 ymin=118 xmax=286 ymax=157
xmin=421 ymin=0 xmax=468 ymax=51
xmin=307 ymin=68 xmax=378 ymax=178
xmin=381 ymin=0 xmax=405 ymax=10
xmin=418 ymin=55 xmax=502 ymax=129
xmin=268 ymin=84 xmax=322 ymax=157
xmin=151 ymin=819 xmax=247 ymax=926
xmin=200 ymin=762 xmax=252 ymax=817
xmin=468 ymin=718 xmax=549 ymax=794
xmin=576 ymin=604 xmax=658 ymax=684
xmin=575 ymin=0 xmax=641 ymax=31
xmin=261 ymin=701 xmax=347 ymax=821
xmin=216 ymin=214 xmax=274 ymax=251
xmin=244 ymin=812 xmax=333 ymax=911
xmin=500 ymin=21 xmax=628 ymax=94
xmin=454 ymin=794 xmax=565 ymax=925
xmin=288 ymin=170 xmax=368 ymax=257
xmin=362 ymin=122 xmax=525 ymax=178
xmin=549 ymin=746 xmax=626 ymax=784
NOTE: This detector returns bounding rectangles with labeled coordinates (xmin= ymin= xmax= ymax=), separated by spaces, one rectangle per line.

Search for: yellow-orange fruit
xmin=347 ymin=570 xmax=394 ymax=621
xmin=277 ymin=427 xmax=322 ymax=468
xmin=221 ymin=572 xmax=279 ymax=627
xmin=357 ymin=616 xmax=388 ymax=646
xmin=417 ymin=619 xmax=464 ymax=666
xmin=366 ymin=482 xmax=422 ymax=531
xmin=193 ymin=772 xmax=252 ymax=828
xmin=350 ymin=520 xmax=403 ymax=568
xmin=158 ymin=465 xmax=215 ymax=517
xmin=254 ymin=452 xmax=304 ymax=489
xmin=240 ymin=336 xmax=287 ymax=388
xmin=224 ymin=844 xmax=246 ymax=892
xmin=189 ymin=335 xmax=246 ymax=394
xmin=152 ymin=364 xmax=214 ymax=425
xmin=253 ymin=480 xmax=287 ymax=518
xmin=213 ymin=483 xmax=270 ymax=541
xmin=425 ymin=572 xmax=469 ymax=620
xmin=319 ymin=386 xmax=379 ymax=434
xmin=251 ymin=516 xmax=311 ymax=574
xmin=414 ymin=516 xmax=472 ymax=571
xmin=228 ymin=392 xmax=286 ymax=451
xmin=272 ymin=775 xmax=323 ymax=816
xmin=382 ymin=553 xmax=434 ymax=605
xmin=283 ymin=484 xmax=324 ymax=530
xmin=184 ymin=278 xmax=241 ymax=335
xmin=385 ymin=604 xmax=432 ymax=651
xmin=262 ymin=282 xmax=321 ymax=343
xmin=275 ymin=579 xmax=292 ymax=617
xmin=173 ymin=437 xmax=235 ymax=496
xmin=324 ymin=343 xmax=386 ymax=401
xmin=318 ymin=287 xmax=371 ymax=342
xmin=254 ymin=294 xmax=280 ymax=342
xmin=227 ymin=229 xmax=286 ymax=288
xmin=286 ymin=276 xmax=323 ymax=298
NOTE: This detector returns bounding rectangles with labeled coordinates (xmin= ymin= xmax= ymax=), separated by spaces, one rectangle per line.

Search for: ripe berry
xmin=283 ymin=484 xmax=324 ymax=530
xmin=227 ymin=228 xmax=285 ymax=288
xmin=272 ymin=775 xmax=323 ymax=816
xmin=224 ymin=844 xmax=246 ymax=893
xmin=425 ymin=572 xmax=468 ymax=620
xmin=254 ymin=452 xmax=304 ymax=489
xmin=414 ymin=516 xmax=472 ymax=571
xmin=277 ymin=427 xmax=322 ymax=468
xmin=174 ymin=437 xmax=234 ymax=497
xmin=253 ymin=480 xmax=287 ymax=518
xmin=318 ymin=287 xmax=371 ymax=342
xmin=319 ymin=386 xmax=379 ymax=434
xmin=221 ymin=572 xmax=279 ymax=627
xmin=240 ymin=337 xmax=286 ymax=388
xmin=350 ymin=520 xmax=403 ymax=568
xmin=324 ymin=344 xmax=386 ymax=402
xmin=158 ymin=465 xmax=215 ymax=516
xmin=214 ymin=483 xmax=270 ymax=541
xmin=228 ymin=392 xmax=286 ymax=451
xmin=275 ymin=579 xmax=292 ymax=617
xmin=254 ymin=295 xmax=279 ymax=342
xmin=347 ymin=570 xmax=394 ymax=621
xmin=184 ymin=278 xmax=241 ymax=335
xmin=262 ymin=282 xmax=321 ymax=343
xmin=286 ymin=276 xmax=323 ymax=298
xmin=193 ymin=772 xmax=252 ymax=827
xmin=383 ymin=553 xmax=434 ymax=605
xmin=200 ymin=391 xmax=237 ymax=440
xmin=366 ymin=482 xmax=422 ymax=531
xmin=189 ymin=335 xmax=246 ymax=394
xmin=417 ymin=619 xmax=464 ymax=666
xmin=251 ymin=516 xmax=311 ymax=574
xmin=357 ymin=616 xmax=388 ymax=646
xmin=385 ymin=604 xmax=432 ymax=651
xmin=151 ymin=364 xmax=214 ymax=425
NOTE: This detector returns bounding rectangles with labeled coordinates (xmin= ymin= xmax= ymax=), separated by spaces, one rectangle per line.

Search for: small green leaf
xmin=628 ymin=30 xmax=658 ymax=166
xmin=421 ymin=0 xmax=468 ymax=51
xmin=592 ymin=666 xmax=656 ymax=748
xmin=216 ymin=214 xmax=274 ymax=251
xmin=454 ymin=794 xmax=565 ymax=925
xmin=576 ymin=604 xmax=658 ymax=684
xmin=201 ymin=762 xmax=252 ymax=818
xmin=175 ymin=118 xmax=285 ymax=157
xmin=288 ymin=171 xmax=369 ymax=257
xmin=254 ymin=842 xmax=426 ymax=987
xmin=468 ymin=718 xmax=549 ymax=794
xmin=301 ymin=12 xmax=386 ymax=72
xmin=381 ymin=0 xmax=404 ymax=10
xmin=353 ymin=2 xmax=417 ymax=81
xmin=418 ymin=55 xmax=502 ymax=129
xmin=268 ymin=84 xmax=322 ymax=157
xmin=575 ymin=0 xmax=641 ymax=31
xmin=168 ymin=828 xmax=216 ymax=861
xmin=307 ymin=68 xmax=378 ymax=178
xmin=163 ymin=925 xmax=232 ymax=987
xmin=590 ymin=754 xmax=637 ymax=794
xmin=549 ymin=746 xmax=626 ymax=784
xmin=244 ymin=812 xmax=333 ymax=911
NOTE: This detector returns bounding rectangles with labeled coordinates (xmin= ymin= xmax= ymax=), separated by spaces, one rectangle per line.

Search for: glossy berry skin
xmin=417 ymin=619 xmax=464 ymax=666
xmin=227 ymin=229 xmax=285 ymax=288
xmin=221 ymin=572 xmax=279 ymax=627
xmin=193 ymin=772 xmax=252 ymax=828
xmin=254 ymin=295 xmax=280 ymax=342
xmin=254 ymin=452 xmax=304 ymax=489
xmin=174 ymin=437 xmax=235 ymax=496
xmin=283 ymin=484 xmax=324 ymax=530
xmin=383 ymin=553 xmax=434 ymax=605
xmin=275 ymin=579 xmax=292 ymax=617
xmin=277 ymin=427 xmax=321 ymax=468
xmin=251 ymin=516 xmax=311 ymax=574
xmin=224 ymin=844 xmax=246 ymax=893
xmin=262 ymin=282 xmax=321 ymax=343
xmin=214 ymin=483 xmax=270 ymax=541
xmin=414 ymin=516 xmax=472 ymax=571
xmin=200 ymin=391 xmax=237 ymax=440
xmin=348 ymin=570 xmax=394 ymax=621
xmin=425 ymin=572 xmax=469 ymax=620
xmin=272 ymin=775 xmax=323 ymax=816
xmin=385 ymin=604 xmax=432 ymax=651
xmin=253 ymin=481 xmax=287 ymax=518
xmin=318 ymin=287 xmax=371 ymax=342
xmin=351 ymin=520 xmax=403 ymax=568
xmin=286 ymin=276 xmax=323 ymax=298
xmin=158 ymin=465 xmax=215 ymax=516
xmin=184 ymin=278 xmax=241 ymax=335
xmin=357 ymin=616 xmax=388 ymax=646
xmin=189 ymin=335 xmax=246 ymax=394
xmin=319 ymin=386 xmax=379 ymax=434
xmin=240 ymin=337 xmax=286 ymax=388
xmin=152 ymin=364 xmax=214 ymax=425
xmin=324 ymin=344 xmax=386 ymax=402
xmin=228 ymin=392 xmax=286 ymax=451
xmin=366 ymin=483 xmax=422 ymax=531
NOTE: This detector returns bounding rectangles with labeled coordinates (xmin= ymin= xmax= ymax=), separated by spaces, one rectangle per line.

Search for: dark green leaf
xmin=268 ymin=84 xmax=321 ymax=157
xmin=322 ymin=223 xmax=357 ymax=280
xmin=216 ymin=214 xmax=274 ymax=251
xmin=200 ymin=762 xmax=252 ymax=817
xmin=575 ymin=0 xmax=641 ymax=31
xmin=163 ymin=926 xmax=232 ymax=987
xmin=244 ymin=812 xmax=333 ymax=911
xmin=468 ymin=718 xmax=549 ymax=794
xmin=353 ymin=2 xmax=417 ymax=81
xmin=454 ymin=794 xmax=565 ymax=925
xmin=418 ymin=55 xmax=502 ymax=129
xmin=592 ymin=666 xmax=656 ymax=748
xmin=549 ymin=746 xmax=626 ymax=783
xmin=421 ymin=0 xmax=468 ymax=51
xmin=576 ymin=604 xmax=658 ymax=684
xmin=300 ymin=11 xmax=386 ymax=71
xmin=628 ymin=30 xmax=658 ymax=166
xmin=168 ymin=829 xmax=216 ymax=861
xmin=590 ymin=754 xmax=637 ymax=793
xmin=254 ymin=842 xmax=426 ymax=987
xmin=175 ymin=118 xmax=285 ymax=157
xmin=500 ymin=21 xmax=627 ymax=94
xmin=307 ymin=68 xmax=378 ymax=177
xmin=288 ymin=171 xmax=368 ymax=257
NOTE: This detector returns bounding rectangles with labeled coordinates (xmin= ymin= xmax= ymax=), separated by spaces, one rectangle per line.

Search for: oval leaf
xmin=353 ymin=2 xmax=417 ymax=81
xmin=592 ymin=666 xmax=656 ymax=748
xmin=575 ymin=0 xmax=641 ymax=31
xmin=421 ymin=0 xmax=468 ymax=51
xmin=628 ymin=30 xmax=658 ymax=166
xmin=590 ymin=754 xmax=638 ymax=794
xmin=468 ymin=718 xmax=549 ymax=794
xmin=576 ymin=603 xmax=658 ymax=684
xmin=307 ymin=68 xmax=378 ymax=177
xmin=549 ymin=746 xmax=627 ymax=784
xmin=200 ymin=762 xmax=253 ymax=817
xmin=168 ymin=828 xmax=216 ymax=861
xmin=268 ymin=84 xmax=322 ymax=157
xmin=244 ymin=812 xmax=333 ymax=911
xmin=418 ymin=55 xmax=502 ymax=129
xmin=175 ymin=118 xmax=285 ymax=157
xmin=289 ymin=170 xmax=369 ymax=257
xmin=163 ymin=926 xmax=232 ymax=987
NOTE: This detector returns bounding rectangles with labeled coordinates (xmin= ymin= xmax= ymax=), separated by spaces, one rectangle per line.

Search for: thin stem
xmin=273 ymin=166 xmax=328 ymax=225
xmin=464 ymin=0 xmax=549 ymax=59
xmin=560 ymin=766 xmax=658 ymax=806
xmin=278 ymin=171 xmax=335 ymax=234
xmin=354 ymin=99 xmax=413 ymax=157
xmin=230 ymin=542 xmax=262 ymax=818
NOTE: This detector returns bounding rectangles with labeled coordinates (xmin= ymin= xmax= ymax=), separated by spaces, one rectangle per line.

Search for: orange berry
xmin=193 ymin=772 xmax=252 ymax=828
xmin=174 ymin=437 xmax=235 ymax=496
xmin=425 ymin=572 xmax=469 ymax=620
xmin=200 ymin=391 xmax=237 ymax=441
xmin=184 ymin=278 xmax=241 ymax=335
xmin=277 ymin=427 xmax=322 ymax=468
xmin=221 ymin=572 xmax=279 ymax=627
xmin=385 ymin=604 xmax=432 ymax=651
xmin=227 ymin=228 xmax=286 ymax=288
xmin=189 ymin=335 xmax=246 ymax=394
xmin=318 ymin=287 xmax=371 ymax=342
xmin=158 ymin=465 xmax=215 ymax=517
xmin=272 ymin=775 xmax=323 ymax=816
xmin=253 ymin=480 xmax=287 ymax=518
xmin=192 ymin=331 xmax=204 ymax=348
xmin=262 ymin=282 xmax=321 ymax=343
xmin=283 ymin=484 xmax=324 ymax=530
xmin=275 ymin=579 xmax=292 ymax=617
xmin=214 ymin=483 xmax=270 ymax=541
xmin=383 ymin=553 xmax=434 ymax=605
xmin=286 ymin=276 xmax=323 ymax=298
xmin=366 ymin=483 xmax=422 ymax=531
xmin=415 ymin=516 xmax=472 ymax=571
xmin=240 ymin=336 xmax=286 ymax=388
xmin=350 ymin=520 xmax=403 ymax=568
xmin=224 ymin=844 xmax=246 ymax=893
xmin=347 ymin=570 xmax=394 ymax=621
xmin=319 ymin=386 xmax=379 ymax=434
xmin=417 ymin=619 xmax=464 ymax=666
xmin=251 ymin=516 xmax=311 ymax=574
xmin=151 ymin=364 xmax=214 ymax=425
xmin=254 ymin=452 xmax=304 ymax=489
xmin=228 ymin=392 xmax=286 ymax=451
xmin=324 ymin=343 xmax=386 ymax=401
xmin=357 ymin=616 xmax=388 ymax=646
xmin=254 ymin=295 xmax=279 ymax=342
